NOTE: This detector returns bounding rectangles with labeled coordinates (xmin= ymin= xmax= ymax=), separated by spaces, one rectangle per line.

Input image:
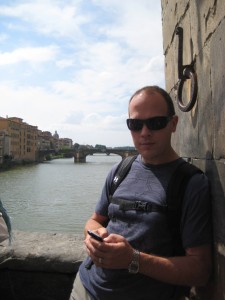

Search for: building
xmin=0 ymin=116 xmax=73 ymax=164
xmin=37 ymin=130 xmax=52 ymax=151
xmin=52 ymin=131 xmax=73 ymax=151
xmin=59 ymin=138 xmax=73 ymax=150
xmin=52 ymin=131 xmax=60 ymax=152
xmin=0 ymin=130 xmax=10 ymax=164
xmin=0 ymin=117 xmax=38 ymax=163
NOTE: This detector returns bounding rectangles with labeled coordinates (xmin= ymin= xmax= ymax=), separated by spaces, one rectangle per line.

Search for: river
xmin=0 ymin=155 xmax=121 ymax=234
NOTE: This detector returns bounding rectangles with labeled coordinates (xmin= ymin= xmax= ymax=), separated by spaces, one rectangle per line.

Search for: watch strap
xmin=128 ymin=249 xmax=140 ymax=274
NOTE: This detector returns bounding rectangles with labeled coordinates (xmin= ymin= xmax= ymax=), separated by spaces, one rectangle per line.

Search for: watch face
xmin=128 ymin=249 xmax=140 ymax=274
xmin=129 ymin=261 xmax=139 ymax=274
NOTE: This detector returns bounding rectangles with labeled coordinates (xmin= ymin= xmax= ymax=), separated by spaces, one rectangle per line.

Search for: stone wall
xmin=0 ymin=231 xmax=86 ymax=300
xmin=161 ymin=0 xmax=225 ymax=299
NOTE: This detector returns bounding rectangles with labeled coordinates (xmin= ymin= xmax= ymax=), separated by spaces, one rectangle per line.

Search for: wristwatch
xmin=128 ymin=249 xmax=140 ymax=274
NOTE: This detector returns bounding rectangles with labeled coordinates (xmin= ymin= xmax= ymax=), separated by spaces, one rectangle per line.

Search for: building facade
xmin=0 ymin=130 xmax=10 ymax=164
xmin=0 ymin=117 xmax=38 ymax=163
xmin=0 ymin=117 xmax=73 ymax=164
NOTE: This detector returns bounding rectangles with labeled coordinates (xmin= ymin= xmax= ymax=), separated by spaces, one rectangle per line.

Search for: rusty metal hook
xmin=175 ymin=27 xmax=198 ymax=112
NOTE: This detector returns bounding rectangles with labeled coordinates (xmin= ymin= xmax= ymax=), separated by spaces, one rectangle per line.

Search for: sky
xmin=0 ymin=0 xmax=165 ymax=147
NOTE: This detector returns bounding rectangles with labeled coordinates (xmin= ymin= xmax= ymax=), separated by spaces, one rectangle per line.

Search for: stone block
xmin=164 ymin=45 xmax=177 ymax=91
xmin=0 ymin=269 xmax=75 ymax=300
xmin=194 ymin=244 xmax=225 ymax=300
xmin=207 ymin=160 xmax=225 ymax=244
xmin=0 ymin=231 xmax=86 ymax=273
xmin=162 ymin=0 xmax=225 ymax=299
xmin=0 ymin=231 xmax=86 ymax=300
xmin=210 ymin=18 xmax=225 ymax=159
xmin=189 ymin=0 xmax=225 ymax=53
xmin=190 ymin=159 xmax=225 ymax=245
xmin=161 ymin=0 xmax=189 ymax=52
xmin=172 ymin=46 xmax=213 ymax=159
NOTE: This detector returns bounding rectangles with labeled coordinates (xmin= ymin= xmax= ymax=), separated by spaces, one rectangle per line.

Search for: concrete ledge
xmin=0 ymin=230 xmax=87 ymax=300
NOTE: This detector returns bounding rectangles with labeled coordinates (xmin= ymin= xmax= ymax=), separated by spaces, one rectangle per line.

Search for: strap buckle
xmin=134 ymin=201 xmax=150 ymax=211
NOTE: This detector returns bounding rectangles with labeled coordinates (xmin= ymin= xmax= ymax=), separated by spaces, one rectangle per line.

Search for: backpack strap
xmin=110 ymin=197 xmax=167 ymax=213
xmin=110 ymin=155 xmax=137 ymax=196
xmin=166 ymin=161 xmax=203 ymax=255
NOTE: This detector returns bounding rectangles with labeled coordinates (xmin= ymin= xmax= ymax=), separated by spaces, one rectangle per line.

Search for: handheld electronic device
xmin=87 ymin=230 xmax=103 ymax=242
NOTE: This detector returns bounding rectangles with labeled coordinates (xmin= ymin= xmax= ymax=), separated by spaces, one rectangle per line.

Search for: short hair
xmin=129 ymin=86 xmax=175 ymax=116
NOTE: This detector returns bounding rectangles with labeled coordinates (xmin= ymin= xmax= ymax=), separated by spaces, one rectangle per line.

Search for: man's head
xmin=127 ymin=86 xmax=178 ymax=165
xmin=128 ymin=86 xmax=175 ymax=117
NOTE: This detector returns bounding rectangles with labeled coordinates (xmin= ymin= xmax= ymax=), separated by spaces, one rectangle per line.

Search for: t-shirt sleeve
xmin=181 ymin=173 xmax=212 ymax=249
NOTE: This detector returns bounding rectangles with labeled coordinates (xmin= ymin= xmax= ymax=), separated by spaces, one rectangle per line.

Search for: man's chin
xmin=139 ymin=150 xmax=156 ymax=162
xmin=138 ymin=145 xmax=154 ymax=155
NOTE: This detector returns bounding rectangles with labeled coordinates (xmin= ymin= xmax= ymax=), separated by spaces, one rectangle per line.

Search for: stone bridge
xmin=37 ymin=148 xmax=138 ymax=163
xmin=37 ymin=149 xmax=56 ymax=162
xmin=74 ymin=148 xmax=138 ymax=163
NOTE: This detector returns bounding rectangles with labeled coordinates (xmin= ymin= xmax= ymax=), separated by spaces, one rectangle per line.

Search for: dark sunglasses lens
xmin=127 ymin=119 xmax=143 ymax=131
xmin=127 ymin=117 xmax=170 ymax=131
xmin=147 ymin=117 xmax=169 ymax=130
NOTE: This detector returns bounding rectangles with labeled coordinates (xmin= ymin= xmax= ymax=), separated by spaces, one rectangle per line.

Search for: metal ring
xmin=177 ymin=66 xmax=198 ymax=112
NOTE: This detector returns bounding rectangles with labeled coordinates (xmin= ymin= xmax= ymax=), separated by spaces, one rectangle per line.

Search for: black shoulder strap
xmin=166 ymin=161 xmax=203 ymax=255
xmin=110 ymin=155 xmax=137 ymax=196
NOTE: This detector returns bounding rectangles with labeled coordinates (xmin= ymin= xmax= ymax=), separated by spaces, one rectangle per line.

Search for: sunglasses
xmin=126 ymin=116 xmax=172 ymax=131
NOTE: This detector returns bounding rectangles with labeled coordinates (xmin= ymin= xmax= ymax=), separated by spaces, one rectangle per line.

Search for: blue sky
xmin=0 ymin=0 xmax=164 ymax=147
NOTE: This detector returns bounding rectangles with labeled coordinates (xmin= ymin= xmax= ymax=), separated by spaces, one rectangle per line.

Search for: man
xmin=70 ymin=86 xmax=212 ymax=300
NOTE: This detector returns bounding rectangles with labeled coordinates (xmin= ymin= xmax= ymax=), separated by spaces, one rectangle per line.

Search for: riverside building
xmin=0 ymin=116 xmax=73 ymax=165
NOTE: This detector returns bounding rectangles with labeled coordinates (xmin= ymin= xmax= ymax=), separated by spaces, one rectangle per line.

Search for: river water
xmin=0 ymin=155 xmax=121 ymax=234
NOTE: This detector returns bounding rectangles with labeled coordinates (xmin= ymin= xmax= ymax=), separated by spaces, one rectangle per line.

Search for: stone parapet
xmin=0 ymin=230 xmax=86 ymax=300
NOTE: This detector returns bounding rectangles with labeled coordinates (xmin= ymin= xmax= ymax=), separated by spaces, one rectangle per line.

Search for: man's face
xmin=128 ymin=91 xmax=178 ymax=165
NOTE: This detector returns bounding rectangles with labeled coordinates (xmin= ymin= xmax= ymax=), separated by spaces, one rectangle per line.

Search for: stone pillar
xmin=161 ymin=1 xmax=225 ymax=299
xmin=74 ymin=151 xmax=86 ymax=163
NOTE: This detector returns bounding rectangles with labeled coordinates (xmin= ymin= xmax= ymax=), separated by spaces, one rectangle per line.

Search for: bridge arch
xmin=73 ymin=148 xmax=138 ymax=163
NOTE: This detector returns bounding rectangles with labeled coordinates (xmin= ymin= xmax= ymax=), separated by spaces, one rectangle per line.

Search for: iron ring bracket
xmin=176 ymin=27 xmax=198 ymax=112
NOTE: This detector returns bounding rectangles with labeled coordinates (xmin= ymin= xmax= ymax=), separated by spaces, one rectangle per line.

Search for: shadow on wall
xmin=195 ymin=152 xmax=225 ymax=300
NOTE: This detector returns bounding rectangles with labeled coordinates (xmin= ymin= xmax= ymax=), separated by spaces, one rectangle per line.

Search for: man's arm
xmin=85 ymin=229 xmax=212 ymax=288
xmin=84 ymin=212 xmax=212 ymax=287
xmin=139 ymin=244 xmax=212 ymax=286
xmin=84 ymin=212 xmax=109 ymax=237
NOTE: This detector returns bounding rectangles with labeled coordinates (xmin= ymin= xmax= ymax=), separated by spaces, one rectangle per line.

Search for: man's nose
xmin=140 ymin=124 xmax=152 ymax=135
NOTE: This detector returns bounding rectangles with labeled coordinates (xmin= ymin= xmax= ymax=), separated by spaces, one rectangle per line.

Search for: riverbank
xmin=0 ymin=160 xmax=39 ymax=172
xmin=0 ymin=154 xmax=72 ymax=172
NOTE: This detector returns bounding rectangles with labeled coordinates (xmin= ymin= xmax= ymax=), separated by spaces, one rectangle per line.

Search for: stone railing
xmin=0 ymin=230 xmax=86 ymax=300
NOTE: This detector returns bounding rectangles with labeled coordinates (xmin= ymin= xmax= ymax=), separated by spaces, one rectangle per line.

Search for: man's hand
xmin=85 ymin=233 xmax=133 ymax=269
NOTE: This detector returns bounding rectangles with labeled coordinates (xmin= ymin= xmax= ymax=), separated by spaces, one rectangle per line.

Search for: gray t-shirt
xmin=79 ymin=155 xmax=212 ymax=300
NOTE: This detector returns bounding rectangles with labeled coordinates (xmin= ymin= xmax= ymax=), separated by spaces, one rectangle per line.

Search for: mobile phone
xmin=87 ymin=230 xmax=103 ymax=242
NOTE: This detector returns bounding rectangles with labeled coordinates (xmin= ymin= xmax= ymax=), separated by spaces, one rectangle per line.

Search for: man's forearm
xmin=84 ymin=213 xmax=108 ymax=236
xmin=139 ymin=245 xmax=211 ymax=287
xmin=84 ymin=219 xmax=102 ymax=235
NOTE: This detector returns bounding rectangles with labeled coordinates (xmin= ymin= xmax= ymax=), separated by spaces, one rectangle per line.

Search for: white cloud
xmin=92 ymin=0 xmax=163 ymax=55
xmin=0 ymin=0 xmax=87 ymax=38
xmin=0 ymin=46 xmax=58 ymax=66
xmin=0 ymin=0 xmax=164 ymax=147
xmin=56 ymin=58 xmax=76 ymax=69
